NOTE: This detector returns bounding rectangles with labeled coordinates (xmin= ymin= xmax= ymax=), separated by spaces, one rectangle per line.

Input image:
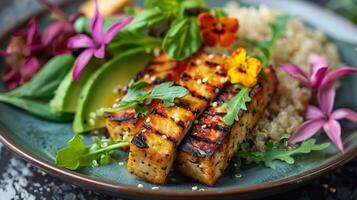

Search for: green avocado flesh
xmin=73 ymin=48 xmax=152 ymax=133
xmin=50 ymin=60 xmax=102 ymax=113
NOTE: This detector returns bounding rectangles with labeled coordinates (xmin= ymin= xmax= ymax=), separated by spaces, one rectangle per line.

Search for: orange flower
xmin=198 ymin=12 xmax=239 ymax=48
xmin=225 ymin=48 xmax=262 ymax=87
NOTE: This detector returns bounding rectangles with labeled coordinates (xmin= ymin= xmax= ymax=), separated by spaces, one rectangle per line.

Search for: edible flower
xmin=280 ymin=53 xmax=357 ymax=90
xmin=67 ymin=1 xmax=133 ymax=80
xmin=225 ymin=48 xmax=262 ymax=87
xmin=198 ymin=12 xmax=239 ymax=47
xmin=289 ymin=84 xmax=357 ymax=151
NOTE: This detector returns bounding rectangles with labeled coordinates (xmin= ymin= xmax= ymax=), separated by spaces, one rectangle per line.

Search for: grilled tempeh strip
xmin=127 ymin=52 xmax=228 ymax=184
xmin=105 ymin=53 xmax=186 ymax=142
xmin=177 ymin=67 xmax=277 ymax=186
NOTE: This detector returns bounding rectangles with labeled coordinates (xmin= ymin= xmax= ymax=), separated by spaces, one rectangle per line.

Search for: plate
xmin=0 ymin=0 xmax=357 ymax=199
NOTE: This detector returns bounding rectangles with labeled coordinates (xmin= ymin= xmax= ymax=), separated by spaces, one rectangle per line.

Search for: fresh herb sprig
xmin=56 ymin=134 xmax=129 ymax=170
xmin=223 ymin=86 xmax=252 ymax=126
xmin=248 ymin=15 xmax=290 ymax=67
xmin=236 ymin=138 xmax=330 ymax=169
xmin=99 ymin=81 xmax=188 ymax=115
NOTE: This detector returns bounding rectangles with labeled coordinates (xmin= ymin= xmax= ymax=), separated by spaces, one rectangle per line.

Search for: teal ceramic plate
xmin=0 ymin=0 xmax=357 ymax=199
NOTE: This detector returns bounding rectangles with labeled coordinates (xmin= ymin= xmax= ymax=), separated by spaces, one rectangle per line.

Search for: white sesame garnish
xmin=197 ymin=79 xmax=202 ymax=84
xmin=137 ymin=184 xmax=144 ymax=188
xmin=221 ymin=77 xmax=228 ymax=83
xmin=192 ymin=186 xmax=198 ymax=191
xmin=174 ymin=118 xmax=180 ymax=123
xmin=146 ymin=117 xmax=151 ymax=123
xmin=201 ymin=124 xmax=207 ymax=129
xmin=142 ymin=129 xmax=147 ymax=133
xmin=195 ymin=59 xmax=202 ymax=65
xmin=162 ymin=135 xmax=168 ymax=139
xmin=216 ymin=65 xmax=222 ymax=70
xmin=93 ymin=130 xmax=99 ymax=135
xmin=208 ymin=54 xmax=214 ymax=59
xmin=211 ymin=102 xmax=218 ymax=107
xmin=118 ymin=162 xmax=124 ymax=166
xmin=202 ymin=77 xmax=208 ymax=83
xmin=89 ymin=119 xmax=95 ymax=126
xmin=144 ymin=74 xmax=150 ymax=79
xmin=151 ymin=186 xmax=159 ymax=190
xmin=198 ymin=188 xmax=205 ymax=191
xmin=150 ymin=76 xmax=156 ymax=82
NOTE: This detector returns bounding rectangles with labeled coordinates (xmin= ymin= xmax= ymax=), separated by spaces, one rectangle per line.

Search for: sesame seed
xmin=118 ymin=162 xmax=124 ymax=166
xmin=192 ymin=186 xmax=198 ymax=191
xmin=150 ymin=76 xmax=156 ymax=82
xmin=201 ymin=124 xmax=207 ymax=129
xmin=174 ymin=118 xmax=180 ymax=123
xmin=216 ymin=65 xmax=222 ymax=70
xmin=208 ymin=54 xmax=214 ymax=59
xmin=146 ymin=117 xmax=151 ymax=123
xmin=162 ymin=135 xmax=168 ymax=139
xmin=221 ymin=77 xmax=228 ymax=83
xmin=142 ymin=129 xmax=147 ymax=133
xmin=89 ymin=112 xmax=97 ymax=119
xmin=137 ymin=184 xmax=144 ymax=188
xmin=152 ymin=186 xmax=159 ymax=190
xmin=211 ymin=102 xmax=218 ymax=107
xmin=93 ymin=130 xmax=99 ymax=135
xmin=202 ymin=77 xmax=208 ymax=83
xmin=197 ymin=79 xmax=202 ymax=84
xmin=144 ymin=74 xmax=150 ymax=79
xmin=195 ymin=59 xmax=202 ymax=65
xmin=89 ymin=119 xmax=95 ymax=126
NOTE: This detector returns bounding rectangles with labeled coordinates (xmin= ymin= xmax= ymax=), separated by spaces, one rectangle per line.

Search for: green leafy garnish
xmin=56 ymin=134 xmax=129 ymax=170
xmin=100 ymin=81 xmax=188 ymax=114
xmin=162 ymin=17 xmax=202 ymax=60
xmin=249 ymin=15 xmax=290 ymax=67
xmin=0 ymin=55 xmax=75 ymax=122
xmin=223 ymin=87 xmax=252 ymax=126
xmin=236 ymin=138 xmax=330 ymax=169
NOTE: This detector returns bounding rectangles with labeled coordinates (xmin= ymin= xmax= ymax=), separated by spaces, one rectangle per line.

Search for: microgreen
xmin=223 ymin=86 xmax=252 ymax=126
xmin=236 ymin=138 xmax=330 ymax=169
xmin=56 ymin=134 xmax=129 ymax=170
xmin=99 ymin=81 xmax=188 ymax=114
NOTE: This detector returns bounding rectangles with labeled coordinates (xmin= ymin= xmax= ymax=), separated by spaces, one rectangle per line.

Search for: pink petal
xmin=305 ymin=105 xmax=325 ymax=120
xmin=20 ymin=57 xmax=40 ymax=84
xmin=104 ymin=17 xmax=133 ymax=44
xmin=0 ymin=50 xmax=9 ymax=57
xmin=289 ymin=119 xmax=324 ymax=144
xmin=280 ymin=64 xmax=310 ymax=87
xmin=3 ymin=68 xmax=18 ymax=82
xmin=308 ymin=53 xmax=328 ymax=75
xmin=72 ymin=49 xmax=94 ymax=80
xmin=42 ymin=21 xmax=74 ymax=46
xmin=27 ymin=18 xmax=39 ymax=46
xmin=317 ymin=83 xmax=335 ymax=115
xmin=67 ymin=34 xmax=95 ymax=49
xmin=323 ymin=119 xmax=343 ymax=151
xmin=331 ymin=108 xmax=357 ymax=123
xmin=310 ymin=66 xmax=328 ymax=89
xmin=321 ymin=67 xmax=357 ymax=88
xmin=94 ymin=44 xmax=105 ymax=58
xmin=90 ymin=0 xmax=104 ymax=44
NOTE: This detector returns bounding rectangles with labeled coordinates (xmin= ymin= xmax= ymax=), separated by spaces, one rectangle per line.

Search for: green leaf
xmin=251 ymin=15 xmax=290 ymax=67
xmin=101 ymin=81 xmax=188 ymax=113
xmin=56 ymin=134 xmax=129 ymax=170
xmin=124 ymin=9 xmax=170 ymax=31
xmin=6 ymin=55 xmax=75 ymax=101
xmin=223 ymin=87 xmax=252 ymax=126
xmin=236 ymin=138 xmax=330 ymax=169
xmin=162 ymin=17 xmax=202 ymax=60
xmin=74 ymin=16 xmax=125 ymax=34
xmin=178 ymin=0 xmax=207 ymax=17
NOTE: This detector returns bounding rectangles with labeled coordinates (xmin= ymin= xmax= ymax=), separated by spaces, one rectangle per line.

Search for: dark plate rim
xmin=1 ymin=0 xmax=357 ymax=199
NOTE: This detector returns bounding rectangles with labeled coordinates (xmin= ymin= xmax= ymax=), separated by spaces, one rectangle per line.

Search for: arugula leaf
xmin=162 ymin=17 xmax=202 ymax=60
xmin=100 ymin=81 xmax=188 ymax=113
xmin=223 ymin=87 xmax=252 ymax=126
xmin=250 ymin=15 xmax=290 ymax=67
xmin=236 ymin=138 xmax=330 ymax=169
xmin=56 ymin=134 xmax=129 ymax=170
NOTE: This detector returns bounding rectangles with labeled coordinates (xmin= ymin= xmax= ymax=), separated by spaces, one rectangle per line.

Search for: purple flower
xmin=67 ymin=1 xmax=133 ymax=80
xmin=289 ymin=84 xmax=357 ymax=151
xmin=280 ymin=53 xmax=357 ymax=90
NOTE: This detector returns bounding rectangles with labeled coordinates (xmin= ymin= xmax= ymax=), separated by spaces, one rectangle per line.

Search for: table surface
xmin=0 ymin=0 xmax=356 ymax=200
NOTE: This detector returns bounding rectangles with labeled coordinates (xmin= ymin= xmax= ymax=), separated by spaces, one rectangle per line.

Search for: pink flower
xmin=67 ymin=1 xmax=133 ymax=80
xmin=280 ymin=53 xmax=357 ymax=90
xmin=289 ymin=84 xmax=357 ymax=151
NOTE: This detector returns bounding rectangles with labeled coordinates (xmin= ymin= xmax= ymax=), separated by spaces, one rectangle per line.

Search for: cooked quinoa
xmin=220 ymin=3 xmax=342 ymax=151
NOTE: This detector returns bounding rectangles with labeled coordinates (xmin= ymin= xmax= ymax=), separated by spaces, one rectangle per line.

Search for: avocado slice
xmin=49 ymin=59 xmax=102 ymax=113
xmin=73 ymin=48 xmax=152 ymax=133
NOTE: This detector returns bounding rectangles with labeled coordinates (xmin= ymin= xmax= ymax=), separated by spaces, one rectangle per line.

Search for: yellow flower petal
xmin=232 ymin=48 xmax=246 ymax=64
xmin=246 ymin=57 xmax=262 ymax=77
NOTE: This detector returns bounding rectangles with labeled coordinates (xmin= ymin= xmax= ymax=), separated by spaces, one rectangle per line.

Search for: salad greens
xmin=56 ymin=134 xmax=129 ymax=170
xmin=236 ymin=138 xmax=330 ymax=169
xmin=100 ymin=81 xmax=188 ymax=115
xmin=223 ymin=86 xmax=252 ymax=126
